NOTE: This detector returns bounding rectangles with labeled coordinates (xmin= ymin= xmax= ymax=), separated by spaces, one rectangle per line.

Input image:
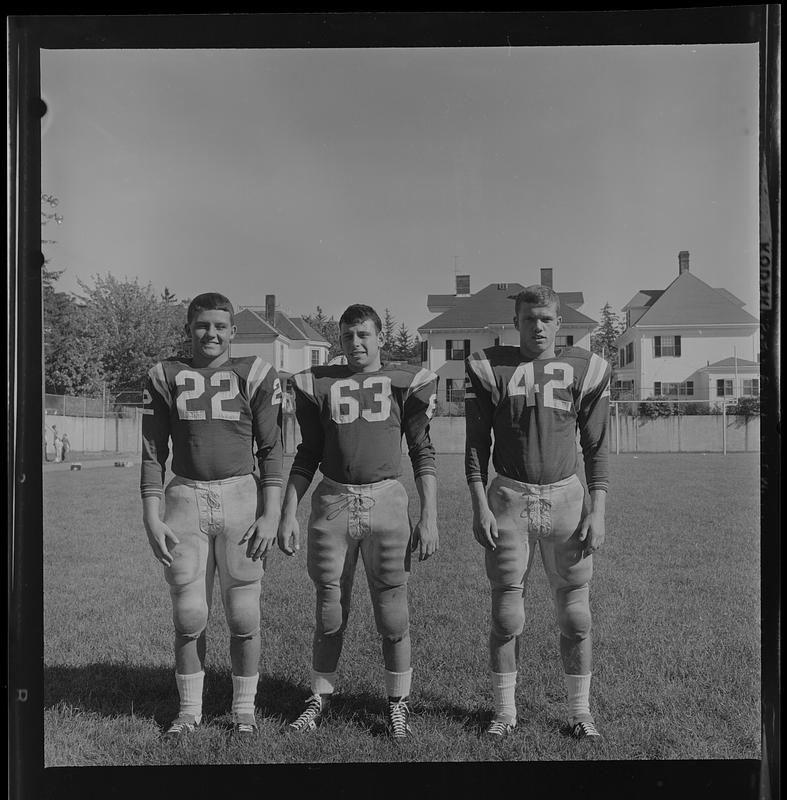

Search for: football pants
xmin=307 ymin=475 xmax=412 ymax=673
xmin=485 ymin=472 xmax=592 ymax=644
xmin=163 ymin=473 xmax=264 ymax=640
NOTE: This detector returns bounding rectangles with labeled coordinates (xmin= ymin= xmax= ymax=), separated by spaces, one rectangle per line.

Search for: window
xmin=445 ymin=339 xmax=471 ymax=361
xmin=716 ymin=379 xmax=734 ymax=397
xmin=654 ymin=381 xmax=694 ymax=397
xmin=654 ymin=335 xmax=681 ymax=357
xmin=494 ymin=336 xmax=500 ymax=347
xmin=497 ymin=283 xmax=508 ymax=290
xmin=310 ymin=349 xmax=321 ymax=366
xmin=742 ymin=379 xmax=759 ymax=397
xmin=612 ymin=380 xmax=635 ymax=398
xmin=626 ymin=342 xmax=634 ymax=365
xmin=555 ymin=335 xmax=574 ymax=349
xmin=279 ymin=345 xmax=285 ymax=369
xmin=445 ymin=378 xmax=464 ymax=403
xmin=619 ymin=347 xmax=626 ymax=367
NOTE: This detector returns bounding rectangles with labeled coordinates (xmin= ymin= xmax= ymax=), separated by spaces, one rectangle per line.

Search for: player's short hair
xmin=339 ymin=304 xmax=382 ymax=333
xmin=187 ymin=292 xmax=235 ymax=324
xmin=513 ymin=285 xmax=561 ymax=316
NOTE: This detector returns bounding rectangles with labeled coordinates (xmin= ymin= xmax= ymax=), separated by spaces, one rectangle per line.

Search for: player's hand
xmin=240 ymin=510 xmax=280 ymax=561
xmin=472 ymin=506 xmax=499 ymax=550
xmin=143 ymin=517 xmax=179 ymax=568
xmin=578 ymin=509 xmax=605 ymax=557
xmin=277 ymin=515 xmax=300 ymax=556
xmin=411 ymin=517 xmax=438 ymax=562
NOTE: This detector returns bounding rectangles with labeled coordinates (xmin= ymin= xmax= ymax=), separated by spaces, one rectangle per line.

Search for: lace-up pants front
xmin=307 ymin=475 xmax=412 ymax=673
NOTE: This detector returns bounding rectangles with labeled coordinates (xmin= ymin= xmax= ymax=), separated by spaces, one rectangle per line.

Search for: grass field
xmin=42 ymin=452 xmax=761 ymax=766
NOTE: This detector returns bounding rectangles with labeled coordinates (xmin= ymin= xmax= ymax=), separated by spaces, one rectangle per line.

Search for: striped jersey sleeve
xmin=464 ymin=351 xmax=495 ymax=485
xmin=402 ymin=368 xmax=438 ymax=479
xmin=248 ymin=359 xmax=284 ymax=488
xmin=289 ymin=369 xmax=324 ymax=485
xmin=576 ymin=352 xmax=611 ymax=492
xmin=140 ymin=362 xmax=173 ymax=500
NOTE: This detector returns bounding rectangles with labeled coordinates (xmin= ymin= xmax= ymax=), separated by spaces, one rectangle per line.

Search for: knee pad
xmin=314 ymin=583 xmax=346 ymax=637
xmin=170 ymin=584 xmax=209 ymax=638
xmin=555 ymin=585 xmax=592 ymax=641
xmin=373 ymin=585 xmax=410 ymax=641
xmin=491 ymin=588 xmax=526 ymax=640
xmin=223 ymin=581 xmax=261 ymax=639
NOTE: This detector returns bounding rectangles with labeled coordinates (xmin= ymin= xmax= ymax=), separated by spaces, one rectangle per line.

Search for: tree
xmin=590 ymin=302 xmax=625 ymax=368
xmin=391 ymin=323 xmax=412 ymax=361
xmin=382 ymin=308 xmax=397 ymax=352
xmin=41 ymin=194 xmax=105 ymax=396
xmin=303 ymin=307 xmax=342 ymax=359
xmin=79 ymin=274 xmax=187 ymax=396
xmin=44 ymin=285 xmax=105 ymax=396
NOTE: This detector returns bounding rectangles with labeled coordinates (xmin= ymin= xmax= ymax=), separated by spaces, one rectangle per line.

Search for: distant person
xmin=52 ymin=426 xmax=63 ymax=463
xmin=61 ymin=433 xmax=71 ymax=461
xmin=141 ymin=292 xmax=283 ymax=740
xmin=277 ymin=303 xmax=438 ymax=739
xmin=464 ymin=285 xmax=610 ymax=740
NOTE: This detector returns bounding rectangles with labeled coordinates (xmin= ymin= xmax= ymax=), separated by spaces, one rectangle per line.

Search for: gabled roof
xmin=631 ymin=271 xmax=758 ymax=326
xmin=235 ymin=308 xmax=278 ymax=336
xmin=419 ymin=283 xmax=596 ymax=332
xmin=234 ymin=307 xmax=329 ymax=343
xmin=290 ymin=316 xmax=329 ymax=343
xmin=623 ymin=290 xmax=664 ymax=311
xmin=702 ymin=356 xmax=760 ymax=370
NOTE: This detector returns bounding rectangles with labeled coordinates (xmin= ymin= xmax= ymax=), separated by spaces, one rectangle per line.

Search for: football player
xmin=141 ymin=292 xmax=283 ymax=740
xmin=277 ymin=303 xmax=438 ymax=739
xmin=465 ymin=285 xmax=610 ymax=740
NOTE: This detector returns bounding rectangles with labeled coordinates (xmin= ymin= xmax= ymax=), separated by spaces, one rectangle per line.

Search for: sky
xmin=40 ymin=43 xmax=760 ymax=336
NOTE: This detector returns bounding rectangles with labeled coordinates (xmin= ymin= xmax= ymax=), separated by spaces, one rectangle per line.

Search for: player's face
xmin=186 ymin=309 xmax=236 ymax=368
xmin=514 ymin=301 xmax=561 ymax=359
xmin=340 ymin=318 xmax=384 ymax=373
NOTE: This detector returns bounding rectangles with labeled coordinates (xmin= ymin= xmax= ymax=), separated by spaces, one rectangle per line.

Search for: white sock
xmin=565 ymin=673 xmax=592 ymax=722
xmin=384 ymin=668 xmax=413 ymax=700
xmin=491 ymin=671 xmax=518 ymax=723
xmin=231 ymin=673 xmax=259 ymax=717
xmin=175 ymin=670 xmax=204 ymax=723
xmin=310 ymin=669 xmax=337 ymax=697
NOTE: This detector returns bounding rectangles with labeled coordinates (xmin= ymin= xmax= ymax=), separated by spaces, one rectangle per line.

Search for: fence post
xmin=82 ymin=395 xmax=87 ymax=452
xmin=722 ymin=401 xmax=727 ymax=455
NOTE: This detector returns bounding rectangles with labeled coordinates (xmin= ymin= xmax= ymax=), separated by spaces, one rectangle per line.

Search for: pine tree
xmin=382 ymin=308 xmax=397 ymax=352
xmin=590 ymin=302 xmax=625 ymax=368
xmin=392 ymin=323 xmax=412 ymax=360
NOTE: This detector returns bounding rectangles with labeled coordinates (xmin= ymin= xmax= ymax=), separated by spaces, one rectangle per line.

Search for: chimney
xmin=265 ymin=294 xmax=276 ymax=323
xmin=455 ymin=274 xmax=470 ymax=296
xmin=540 ymin=268 xmax=553 ymax=289
xmin=678 ymin=251 xmax=690 ymax=275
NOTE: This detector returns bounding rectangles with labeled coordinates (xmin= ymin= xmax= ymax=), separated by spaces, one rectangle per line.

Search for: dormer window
xmin=497 ymin=283 xmax=508 ymax=290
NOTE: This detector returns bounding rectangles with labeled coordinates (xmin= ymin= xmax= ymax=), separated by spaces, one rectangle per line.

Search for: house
xmin=230 ymin=294 xmax=330 ymax=381
xmin=613 ymin=251 xmax=759 ymax=400
xmin=418 ymin=269 xmax=598 ymax=407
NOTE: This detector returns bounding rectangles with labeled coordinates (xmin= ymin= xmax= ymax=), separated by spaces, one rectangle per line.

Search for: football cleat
xmin=386 ymin=697 xmax=412 ymax=740
xmin=570 ymin=718 xmax=601 ymax=740
xmin=231 ymin=712 xmax=258 ymax=739
xmin=288 ymin=694 xmax=328 ymax=733
xmin=485 ymin=716 xmax=517 ymax=737
xmin=163 ymin=713 xmax=199 ymax=740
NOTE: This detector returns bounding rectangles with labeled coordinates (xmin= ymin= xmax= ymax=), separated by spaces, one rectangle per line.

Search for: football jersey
xmin=464 ymin=345 xmax=610 ymax=491
xmin=140 ymin=355 xmax=283 ymax=499
xmin=290 ymin=363 xmax=438 ymax=486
